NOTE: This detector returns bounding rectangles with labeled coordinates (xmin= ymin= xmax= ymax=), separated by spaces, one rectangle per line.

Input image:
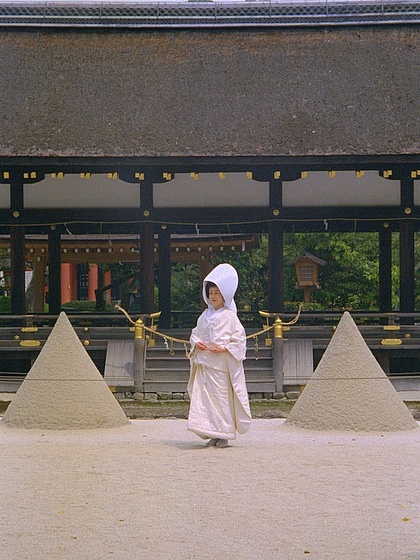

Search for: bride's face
xmin=208 ymin=286 xmax=224 ymax=310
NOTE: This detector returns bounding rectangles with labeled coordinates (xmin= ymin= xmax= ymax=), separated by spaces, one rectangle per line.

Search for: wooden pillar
xmin=379 ymin=226 xmax=392 ymax=314
xmin=399 ymin=177 xmax=415 ymax=322
xmin=48 ymin=226 xmax=62 ymax=314
xmin=140 ymin=179 xmax=155 ymax=314
xmin=268 ymin=222 xmax=284 ymax=312
xmin=10 ymin=176 xmax=25 ymax=315
xmin=399 ymin=219 xmax=415 ymax=317
xmin=140 ymin=223 xmax=155 ymax=314
xmin=268 ymin=178 xmax=284 ymax=312
xmin=158 ymin=227 xmax=171 ymax=328
xmin=10 ymin=226 xmax=25 ymax=315
xmin=103 ymin=268 xmax=112 ymax=305
xmin=61 ymin=263 xmax=71 ymax=304
xmin=32 ymin=255 xmax=47 ymax=312
xmin=272 ymin=324 xmax=285 ymax=392
xmin=199 ymin=254 xmax=213 ymax=309
xmin=61 ymin=263 xmax=76 ymax=304
xmin=88 ymin=263 xmax=99 ymax=301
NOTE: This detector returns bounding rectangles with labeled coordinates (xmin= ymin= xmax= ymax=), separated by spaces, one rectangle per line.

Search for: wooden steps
xmin=143 ymin=344 xmax=275 ymax=393
xmin=104 ymin=337 xmax=313 ymax=393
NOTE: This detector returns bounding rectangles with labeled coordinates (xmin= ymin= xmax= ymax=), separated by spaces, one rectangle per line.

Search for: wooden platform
xmin=1 ymin=321 xmax=420 ymax=394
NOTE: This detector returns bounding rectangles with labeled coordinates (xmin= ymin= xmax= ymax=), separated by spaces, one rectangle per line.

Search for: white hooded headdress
xmin=203 ymin=263 xmax=239 ymax=313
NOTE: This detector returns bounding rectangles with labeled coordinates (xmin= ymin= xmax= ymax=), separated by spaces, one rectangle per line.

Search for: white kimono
xmin=187 ymin=264 xmax=251 ymax=440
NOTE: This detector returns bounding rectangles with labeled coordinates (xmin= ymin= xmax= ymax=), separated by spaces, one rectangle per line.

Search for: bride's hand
xmin=209 ymin=344 xmax=226 ymax=353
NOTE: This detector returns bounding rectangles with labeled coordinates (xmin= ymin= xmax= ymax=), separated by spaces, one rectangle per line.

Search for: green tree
xmin=213 ymin=231 xmax=403 ymax=311
xmin=212 ymin=235 xmax=269 ymax=312
xmin=171 ymin=262 xmax=201 ymax=312
xmin=284 ymin=232 xmax=400 ymax=310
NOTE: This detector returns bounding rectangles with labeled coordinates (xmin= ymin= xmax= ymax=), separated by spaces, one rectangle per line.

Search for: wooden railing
xmin=0 ymin=311 xmax=419 ymax=389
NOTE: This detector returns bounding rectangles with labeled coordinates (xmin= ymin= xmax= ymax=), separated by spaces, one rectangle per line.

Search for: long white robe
xmin=187 ymin=306 xmax=251 ymax=440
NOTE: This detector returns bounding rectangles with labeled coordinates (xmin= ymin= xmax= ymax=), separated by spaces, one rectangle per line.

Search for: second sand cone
xmin=286 ymin=311 xmax=417 ymax=432
xmin=2 ymin=312 xmax=129 ymax=430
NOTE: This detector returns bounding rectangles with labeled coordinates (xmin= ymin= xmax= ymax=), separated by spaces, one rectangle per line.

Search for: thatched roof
xmin=0 ymin=25 xmax=418 ymax=158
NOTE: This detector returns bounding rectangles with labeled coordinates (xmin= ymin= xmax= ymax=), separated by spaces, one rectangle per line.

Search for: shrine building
xmin=0 ymin=1 xmax=419 ymax=325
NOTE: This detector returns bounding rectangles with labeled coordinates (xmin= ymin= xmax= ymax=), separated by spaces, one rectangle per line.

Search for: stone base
xmin=113 ymin=391 xmax=301 ymax=402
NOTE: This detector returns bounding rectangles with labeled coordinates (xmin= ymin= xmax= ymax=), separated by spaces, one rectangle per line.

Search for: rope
xmin=141 ymin=322 xmax=274 ymax=358
xmin=246 ymin=325 xmax=273 ymax=340
xmin=115 ymin=304 xmax=190 ymax=356
xmin=115 ymin=304 xmax=301 ymax=359
xmin=143 ymin=322 xmax=274 ymax=344
xmin=3 ymin=215 xmax=417 ymax=230
xmin=115 ymin=304 xmax=276 ymax=358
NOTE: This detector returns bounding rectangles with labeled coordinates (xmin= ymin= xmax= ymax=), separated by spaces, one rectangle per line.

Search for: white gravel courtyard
xmin=1 ymin=418 xmax=419 ymax=560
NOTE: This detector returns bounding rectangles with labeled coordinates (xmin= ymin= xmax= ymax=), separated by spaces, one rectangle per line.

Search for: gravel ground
xmin=0 ymin=418 xmax=419 ymax=560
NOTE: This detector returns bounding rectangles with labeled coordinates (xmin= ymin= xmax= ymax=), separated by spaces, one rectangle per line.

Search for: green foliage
xmin=48 ymin=230 xmax=420 ymax=316
xmin=284 ymin=301 xmax=323 ymax=312
xmin=283 ymin=232 xmax=399 ymax=310
xmin=0 ymin=295 xmax=11 ymax=313
xmin=212 ymin=235 xmax=269 ymax=311
xmin=171 ymin=263 xmax=201 ymax=311
xmin=62 ymin=300 xmax=114 ymax=312
xmin=207 ymin=231 xmax=403 ymax=312
xmin=211 ymin=232 xmax=386 ymax=311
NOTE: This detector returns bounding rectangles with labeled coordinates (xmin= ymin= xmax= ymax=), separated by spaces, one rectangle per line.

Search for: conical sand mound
xmin=286 ymin=311 xmax=418 ymax=432
xmin=2 ymin=312 xmax=129 ymax=430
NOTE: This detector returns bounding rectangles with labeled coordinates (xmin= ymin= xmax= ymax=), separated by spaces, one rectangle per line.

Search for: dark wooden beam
xmin=1 ymin=154 xmax=419 ymax=174
xmin=10 ymin=176 xmax=25 ymax=315
xmin=399 ymin=176 xmax=415 ymax=320
xmin=268 ymin=179 xmax=284 ymax=312
xmin=0 ymin=206 xmax=418 ymax=235
xmin=48 ymin=226 xmax=61 ymax=314
xmin=10 ymin=226 xmax=25 ymax=315
xmin=158 ymin=227 xmax=171 ymax=328
xmin=400 ymin=218 xmax=415 ymax=319
xmin=139 ymin=180 xmax=155 ymax=314
xmin=379 ymin=226 xmax=392 ymax=314
xmin=268 ymin=221 xmax=284 ymax=312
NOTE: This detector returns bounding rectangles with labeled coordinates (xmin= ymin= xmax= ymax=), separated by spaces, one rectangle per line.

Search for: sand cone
xmin=286 ymin=311 xmax=417 ymax=432
xmin=2 ymin=312 xmax=129 ymax=430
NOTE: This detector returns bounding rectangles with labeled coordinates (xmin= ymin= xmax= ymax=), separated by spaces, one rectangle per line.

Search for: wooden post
xmin=32 ymin=255 xmax=47 ymax=312
xmin=10 ymin=176 xmax=25 ymax=316
xmin=60 ymin=263 xmax=73 ymax=305
xmin=399 ymin=219 xmax=414 ymax=322
xmin=199 ymin=254 xmax=213 ymax=309
xmin=140 ymin=222 xmax=155 ymax=314
xmin=399 ymin=176 xmax=415 ymax=324
xmin=48 ymin=226 xmax=62 ymax=314
xmin=268 ymin=221 xmax=284 ymax=312
xmin=158 ymin=227 xmax=171 ymax=328
xmin=268 ymin=178 xmax=284 ymax=312
xmin=272 ymin=318 xmax=284 ymax=392
xmin=133 ymin=318 xmax=146 ymax=392
xmin=103 ymin=269 xmax=112 ymax=305
xmin=140 ymin=179 xmax=155 ymax=314
xmin=88 ymin=263 xmax=99 ymax=301
xmin=379 ymin=225 xmax=392 ymax=316
xmin=10 ymin=225 xmax=26 ymax=315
